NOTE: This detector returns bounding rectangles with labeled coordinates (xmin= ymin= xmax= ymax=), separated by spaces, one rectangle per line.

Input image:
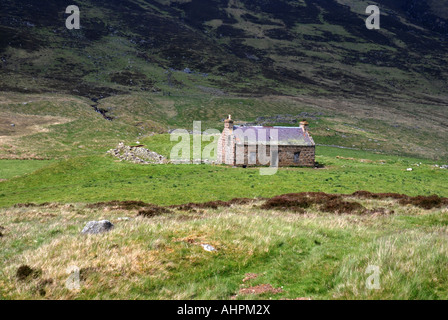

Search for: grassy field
xmin=0 ymin=160 xmax=53 ymax=180
xmin=1 ymin=126 xmax=447 ymax=300
xmin=1 ymin=195 xmax=447 ymax=300
xmin=0 ymin=145 xmax=447 ymax=208
xmin=0 ymin=91 xmax=447 ymax=300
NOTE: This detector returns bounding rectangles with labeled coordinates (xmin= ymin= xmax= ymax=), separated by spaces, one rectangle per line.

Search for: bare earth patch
xmin=239 ymin=284 xmax=283 ymax=295
xmin=242 ymin=273 xmax=260 ymax=283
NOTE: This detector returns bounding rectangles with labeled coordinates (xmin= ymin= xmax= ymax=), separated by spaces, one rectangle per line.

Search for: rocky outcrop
xmin=81 ymin=220 xmax=114 ymax=234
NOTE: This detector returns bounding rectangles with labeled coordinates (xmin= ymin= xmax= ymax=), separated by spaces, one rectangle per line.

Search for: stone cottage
xmin=217 ymin=115 xmax=315 ymax=167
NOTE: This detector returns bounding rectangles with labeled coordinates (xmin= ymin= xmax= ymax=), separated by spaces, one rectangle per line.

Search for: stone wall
xmin=217 ymin=128 xmax=235 ymax=165
xmin=233 ymin=144 xmax=315 ymax=167
xmin=277 ymin=145 xmax=315 ymax=167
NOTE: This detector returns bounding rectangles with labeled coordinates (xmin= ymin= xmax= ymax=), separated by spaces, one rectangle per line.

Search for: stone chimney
xmin=300 ymin=120 xmax=309 ymax=133
xmin=224 ymin=114 xmax=234 ymax=130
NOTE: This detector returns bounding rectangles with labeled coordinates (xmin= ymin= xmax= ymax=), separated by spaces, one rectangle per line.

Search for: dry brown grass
xmin=0 ymin=111 xmax=73 ymax=159
xmin=1 ymin=195 xmax=447 ymax=300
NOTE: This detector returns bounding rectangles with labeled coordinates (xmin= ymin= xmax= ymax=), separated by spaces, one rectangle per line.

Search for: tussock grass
xmin=1 ymin=199 xmax=447 ymax=300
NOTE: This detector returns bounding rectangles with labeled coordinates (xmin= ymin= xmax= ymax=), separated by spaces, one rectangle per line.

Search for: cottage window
xmin=294 ymin=152 xmax=301 ymax=163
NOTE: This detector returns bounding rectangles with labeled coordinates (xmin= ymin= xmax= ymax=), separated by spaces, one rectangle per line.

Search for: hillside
xmin=1 ymin=0 xmax=447 ymax=162
xmin=1 ymin=0 xmax=448 ymax=98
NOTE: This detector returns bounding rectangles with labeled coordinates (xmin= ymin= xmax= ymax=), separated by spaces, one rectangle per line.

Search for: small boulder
xmin=81 ymin=220 xmax=114 ymax=234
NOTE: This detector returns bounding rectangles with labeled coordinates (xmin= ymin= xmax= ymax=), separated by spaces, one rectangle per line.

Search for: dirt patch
xmin=137 ymin=205 xmax=172 ymax=218
xmin=351 ymin=190 xmax=407 ymax=200
xmin=320 ymin=199 xmax=365 ymax=215
xmin=14 ymin=202 xmax=51 ymax=208
xmin=352 ymin=191 xmax=448 ymax=209
xmin=86 ymin=200 xmax=172 ymax=217
xmin=16 ymin=265 xmax=41 ymax=281
xmin=242 ymin=273 xmax=260 ymax=283
xmin=9 ymin=192 xmax=448 ymax=220
xmin=239 ymin=284 xmax=283 ymax=295
xmin=399 ymin=195 xmax=448 ymax=210
xmin=86 ymin=200 xmax=152 ymax=210
xmin=261 ymin=192 xmax=343 ymax=213
xmin=172 ymin=198 xmax=255 ymax=211
xmin=261 ymin=191 xmax=448 ymax=214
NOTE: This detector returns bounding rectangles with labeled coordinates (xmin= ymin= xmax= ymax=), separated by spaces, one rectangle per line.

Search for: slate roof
xmin=232 ymin=126 xmax=315 ymax=146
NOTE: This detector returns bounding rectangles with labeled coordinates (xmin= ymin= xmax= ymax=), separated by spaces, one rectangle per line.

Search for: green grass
xmin=0 ymin=146 xmax=446 ymax=208
xmin=1 ymin=197 xmax=447 ymax=299
xmin=0 ymin=160 xmax=53 ymax=180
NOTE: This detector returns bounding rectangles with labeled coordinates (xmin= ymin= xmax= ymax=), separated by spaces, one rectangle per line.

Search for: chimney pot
xmin=300 ymin=120 xmax=309 ymax=132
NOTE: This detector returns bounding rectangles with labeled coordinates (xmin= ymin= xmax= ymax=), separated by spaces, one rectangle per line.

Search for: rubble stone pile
xmin=107 ymin=142 xmax=168 ymax=164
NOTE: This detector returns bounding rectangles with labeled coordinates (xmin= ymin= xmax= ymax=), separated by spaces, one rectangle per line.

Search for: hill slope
xmin=1 ymin=0 xmax=448 ymax=98
xmin=0 ymin=1 xmax=447 ymax=160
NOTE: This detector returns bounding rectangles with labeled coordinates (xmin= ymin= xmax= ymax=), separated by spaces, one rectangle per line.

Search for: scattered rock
xmin=81 ymin=220 xmax=114 ymax=234
xmin=107 ymin=142 xmax=168 ymax=164
xmin=407 ymin=168 xmax=413 ymax=171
